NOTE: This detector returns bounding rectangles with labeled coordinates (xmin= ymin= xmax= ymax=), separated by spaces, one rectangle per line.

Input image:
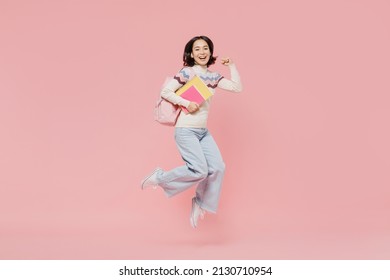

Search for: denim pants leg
xmin=157 ymin=128 xmax=225 ymax=213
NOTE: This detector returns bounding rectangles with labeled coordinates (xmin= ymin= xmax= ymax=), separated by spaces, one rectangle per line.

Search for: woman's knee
xmin=210 ymin=161 xmax=226 ymax=174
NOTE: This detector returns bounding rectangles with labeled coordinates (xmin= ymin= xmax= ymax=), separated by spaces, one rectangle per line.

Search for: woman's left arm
xmin=217 ymin=58 xmax=243 ymax=93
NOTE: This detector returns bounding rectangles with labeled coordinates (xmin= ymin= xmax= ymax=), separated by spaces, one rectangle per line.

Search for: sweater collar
xmin=193 ymin=64 xmax=208 ymax=74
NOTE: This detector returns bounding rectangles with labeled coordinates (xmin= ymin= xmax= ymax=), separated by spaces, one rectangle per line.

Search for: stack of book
xmin=176 ymin=75 xmax=213 ymax=113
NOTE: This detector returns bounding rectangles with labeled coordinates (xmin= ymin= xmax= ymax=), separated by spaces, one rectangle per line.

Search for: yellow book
xmin=176 ymin=75 xmax=213 ymax=113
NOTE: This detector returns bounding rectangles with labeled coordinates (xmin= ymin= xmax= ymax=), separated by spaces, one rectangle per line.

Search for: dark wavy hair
xmin=183 ymin=35 xmax=217 ymax=67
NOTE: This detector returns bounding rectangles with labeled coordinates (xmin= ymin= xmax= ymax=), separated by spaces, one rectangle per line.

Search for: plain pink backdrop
xmin=1 ymin=0 xmax=389 ymax=259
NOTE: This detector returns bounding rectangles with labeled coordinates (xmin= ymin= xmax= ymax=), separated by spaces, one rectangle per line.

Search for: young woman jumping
xmin=141 ymin=35 xmax=242 ymax=228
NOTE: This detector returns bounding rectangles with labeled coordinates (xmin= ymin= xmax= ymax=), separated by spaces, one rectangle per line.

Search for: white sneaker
xmin=141 ymin=168 xmax=162 ymax=190
xmin=190 ymin=197 xmax=205 ymax=228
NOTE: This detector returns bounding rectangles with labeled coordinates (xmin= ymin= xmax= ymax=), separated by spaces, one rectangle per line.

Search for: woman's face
xmin=191 ymin=39 xmax=211 ymax=66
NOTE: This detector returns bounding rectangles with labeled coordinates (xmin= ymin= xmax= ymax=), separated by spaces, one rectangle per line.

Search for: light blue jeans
xmin=156 ymin=128 xmax=225 ymax=213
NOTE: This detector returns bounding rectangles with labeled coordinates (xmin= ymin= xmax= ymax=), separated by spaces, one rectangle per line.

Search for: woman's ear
xmin=190 ymin=53 xmax=193 ymax=58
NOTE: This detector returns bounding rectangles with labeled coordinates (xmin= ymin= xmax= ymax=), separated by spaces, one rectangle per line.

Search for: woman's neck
xmin=193 ymin=64 xmax=208 ymax=73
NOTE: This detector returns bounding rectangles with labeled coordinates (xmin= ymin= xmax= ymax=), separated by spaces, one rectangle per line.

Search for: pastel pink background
xmin=1 ymin=0 xmax=389 ymax=259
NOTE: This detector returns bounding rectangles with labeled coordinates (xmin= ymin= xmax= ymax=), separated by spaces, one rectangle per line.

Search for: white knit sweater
xmin=161 ymin=64 xmax=242 ymax=128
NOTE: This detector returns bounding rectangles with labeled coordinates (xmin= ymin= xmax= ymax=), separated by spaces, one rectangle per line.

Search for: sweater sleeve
xmin=160 ymin=68 xmax=192 ymax=108
xmin=217 ymin=64 xmax=243 ymax=93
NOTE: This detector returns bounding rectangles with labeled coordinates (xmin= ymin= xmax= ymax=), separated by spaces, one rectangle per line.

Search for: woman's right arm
xmin=160 ymin=78 xmax=191 ymax=108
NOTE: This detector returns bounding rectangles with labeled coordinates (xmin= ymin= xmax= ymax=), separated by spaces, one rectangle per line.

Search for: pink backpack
xmin=154 ymin=77 xmax=181 ymax=126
